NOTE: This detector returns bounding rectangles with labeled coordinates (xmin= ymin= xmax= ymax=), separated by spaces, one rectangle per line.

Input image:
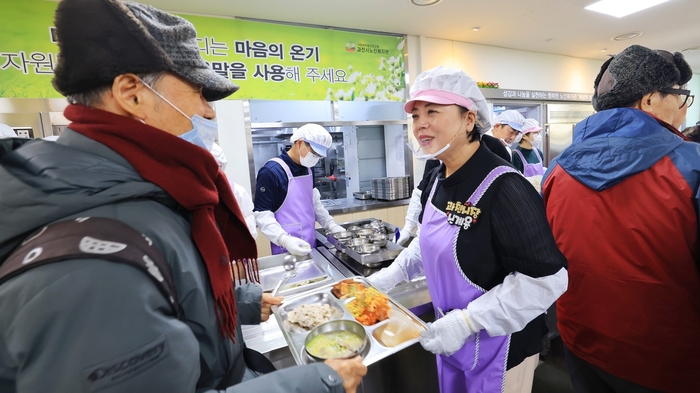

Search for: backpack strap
xmin=0 ymin=216 xmax=276 ymax=388
xmin=0 ymin=216 xmax=180 ymax=318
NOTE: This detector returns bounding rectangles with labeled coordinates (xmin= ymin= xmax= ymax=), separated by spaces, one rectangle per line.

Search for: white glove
xmin=367 ymin=259 xmax=406 ymax=292
xmin=279 ymin=234 xmax=311 ymax=257
xmin=396 ymin=228 xmax=413 ymax=246
xmin=397 ymin=188 xmax=422 ymax=247
xmin=420 ymin=309 xmax=476 ymax=356
xmin=328 ymin=224 xmax=346 ymax=234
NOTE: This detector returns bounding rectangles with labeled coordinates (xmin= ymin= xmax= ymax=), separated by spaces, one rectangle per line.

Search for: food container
xmin=353 ymin=228 xmax=376 ymax=238
xmin=346 ymin=238 xmax=368 ymax=247
xmin=354 ymin=243 xmax=380 ymax=254
xmin=371 ymin=176 xmax=412 ymax=201
xmin=369 ymin=220 xmax=384 ymax=230
xmin=304 ymin=320 xmax=368 ymax=361
xmin=332 ymin=231 xmax=355 ymax=241
xmin=353 ymin=191 xmax=373 ymax=200
xmin=369 ymin=233 xmax=388 ymax=247
xmin=272 ymin=277 xmax=428 ymax=366
xmin=321 ymin=219 xmax=405 ymax=267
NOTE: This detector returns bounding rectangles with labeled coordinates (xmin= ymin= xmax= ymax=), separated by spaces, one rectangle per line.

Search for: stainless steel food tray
xmin=322 ymin=220 xmax=404 ymax=267
xmin=271 ymin=276 xmax=428 ymax=366
xmin=339 ymin=239 xmax=403 ymax=268
xmin=259 ymin=255 xmax=334 ymax=297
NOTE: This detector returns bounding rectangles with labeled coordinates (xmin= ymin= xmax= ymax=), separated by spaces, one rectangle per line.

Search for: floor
xmin=532 ymin=336 xmax=576 ymax=393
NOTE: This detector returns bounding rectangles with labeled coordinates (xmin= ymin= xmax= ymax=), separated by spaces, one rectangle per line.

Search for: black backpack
xmin=0 ymin=216 xmax=274 ymax=389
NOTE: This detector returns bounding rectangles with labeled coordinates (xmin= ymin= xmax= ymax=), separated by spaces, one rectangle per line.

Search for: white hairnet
xmin=493 ymin=110 xmax=526 ymax=132
xmin=290 ymin=123 xmax=332 ymax=157
xmin=405 ymin=66 xmax=491 ymax=132
xmin=522 ymin=118 xmax=543 ymax=134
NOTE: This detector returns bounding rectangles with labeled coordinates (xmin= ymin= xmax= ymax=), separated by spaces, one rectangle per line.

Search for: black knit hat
xmin=52 ymin=0 xmax=239 ymax=101
xmin=592 ymin=45 xmax=693 ymax=112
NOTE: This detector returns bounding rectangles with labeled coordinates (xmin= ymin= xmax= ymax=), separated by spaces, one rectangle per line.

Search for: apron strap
xmin=467 ymin=166 xmax=521 ymax=205
xmin=269 ymin=157 xmax=293 ymax=180
xmin=513 ymin=149 xmax=527 ymax=167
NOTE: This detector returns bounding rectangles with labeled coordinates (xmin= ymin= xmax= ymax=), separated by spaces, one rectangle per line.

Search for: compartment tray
xmin=271 ymin=276 xmax=428 ymax=366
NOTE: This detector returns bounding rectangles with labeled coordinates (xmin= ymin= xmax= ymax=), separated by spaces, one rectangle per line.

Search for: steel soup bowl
xmin=346 ymin=237 xmax=368 ymax=247
xmin=354 ymin=229 xmax=376 ymax=237
xmin=332 ymin=231 xmax=354 ymax=241
xmin=304 ymin=319 xmax=367 ymax=361
xmin=370 ymin=234 xmax=388 ymax=247
xmin=355 ymin=243 xmax=380 ymax=254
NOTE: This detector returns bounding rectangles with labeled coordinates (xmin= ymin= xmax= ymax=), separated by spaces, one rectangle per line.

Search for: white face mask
xmin=532 ymin=133 xmax=543 ymax=150
xmin=510 ymin=132 xmax=523 ymax=149
xmin=407 ymin=128 xmax=462 ymax=161
xmin=299 ymin=143 xmax=321 ymax=167
xmin=140 ymin=80 xmax=217 ymax=151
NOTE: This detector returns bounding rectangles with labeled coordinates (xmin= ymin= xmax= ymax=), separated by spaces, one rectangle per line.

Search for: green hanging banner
xmin=0 ymin=0 xmax=405 ymax=101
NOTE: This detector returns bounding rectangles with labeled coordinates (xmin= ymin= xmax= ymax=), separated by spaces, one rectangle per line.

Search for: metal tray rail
xmin=271 ymin=276 xmax=428 ymax=366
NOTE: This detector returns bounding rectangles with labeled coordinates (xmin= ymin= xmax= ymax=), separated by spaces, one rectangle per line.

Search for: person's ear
xmin=111 ymin=74 xmax=151 ymax=121
xmin=464 ymin=111 xmax=476 ymax=131
xmin=636 ymin=92 xmax=656 ymax=112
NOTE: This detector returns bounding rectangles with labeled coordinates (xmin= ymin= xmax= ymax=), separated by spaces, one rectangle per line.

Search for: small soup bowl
xmin=304 ymin=320 xmax=368 ymax=361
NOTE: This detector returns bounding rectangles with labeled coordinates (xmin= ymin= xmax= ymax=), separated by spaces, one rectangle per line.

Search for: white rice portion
xmin=287 ymin=303 xmax=334 ymax=329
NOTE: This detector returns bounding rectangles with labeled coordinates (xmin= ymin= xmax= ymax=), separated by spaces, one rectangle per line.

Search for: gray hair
xmin=66 ymin=72 xmax=166 ymax=107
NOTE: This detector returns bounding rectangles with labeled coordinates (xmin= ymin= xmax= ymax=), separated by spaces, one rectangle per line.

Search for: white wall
xmin=686 ymin=74 xmax=700 ymax=127
xmin=415 ymin=37 xmax=602 ymax=94
xmin=214 ymin=100 xmax=253 ymax=195
xmin=221 ymin=36 xmax=691 ymax=191
xmin=406 ymin=35 xmax=605 ymax=181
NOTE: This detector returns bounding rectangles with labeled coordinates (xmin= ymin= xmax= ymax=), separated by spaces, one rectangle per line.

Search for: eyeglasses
xmin=658 ymin=87 xmax=694 ymax=109
xmin=305 ymin=143 xmax=323 ymax=158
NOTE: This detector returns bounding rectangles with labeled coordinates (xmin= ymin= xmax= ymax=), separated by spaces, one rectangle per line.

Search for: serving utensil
xmin=271 ymin=255 xmax=298 ymax=297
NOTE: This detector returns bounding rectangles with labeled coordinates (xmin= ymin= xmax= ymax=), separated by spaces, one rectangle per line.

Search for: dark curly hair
xmin=682 ymin=123 xmax=700 ymax=143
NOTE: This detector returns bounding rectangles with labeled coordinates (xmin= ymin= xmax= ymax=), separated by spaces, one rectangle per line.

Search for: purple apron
xmin=268 ymin=158 xmax=317 ymax=255
xmin=421 ymin=166 xmax=518 ymax=393
xmin=513 ymin=148 xmax=544 ymax=177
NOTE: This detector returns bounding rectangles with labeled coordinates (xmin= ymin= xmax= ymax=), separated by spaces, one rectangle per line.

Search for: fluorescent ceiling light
xmin=585 ymin=0 xmax=670 ymax=18
xmin=411 ymin=0 xmax=442 ymax=6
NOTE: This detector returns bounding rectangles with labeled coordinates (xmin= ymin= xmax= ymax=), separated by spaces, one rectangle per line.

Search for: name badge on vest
xmin=445 ymin=201 xmax=481 ymax=230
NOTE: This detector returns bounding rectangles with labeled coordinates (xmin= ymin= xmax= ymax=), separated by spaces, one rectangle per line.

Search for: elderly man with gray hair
xmin=0 ymin=0 xmax=365 ymax=392
xmin=542 ymin=44 xmax=700 ymax=393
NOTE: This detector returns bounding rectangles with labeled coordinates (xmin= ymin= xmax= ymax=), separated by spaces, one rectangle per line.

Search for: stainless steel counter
xmin=321 ymin=196 xmax=410 ymax=215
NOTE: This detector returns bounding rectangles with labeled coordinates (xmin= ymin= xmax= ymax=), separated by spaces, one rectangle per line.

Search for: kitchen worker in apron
xmin=511 ymin=119 xmax=545 ymax=177
xmin=368 ymin=66 xmax=568 ymax=393
xmin=397 ymin=134 xmax=511 ymax=246
xmin=485 ymin=110 xmax=525 ymax=156
xmin=254 ymin=124 xmax=346 ymax=256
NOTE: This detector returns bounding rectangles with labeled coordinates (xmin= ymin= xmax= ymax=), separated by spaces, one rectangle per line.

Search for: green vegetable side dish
xmin=306 ymin=330 xmax=365 ymax=359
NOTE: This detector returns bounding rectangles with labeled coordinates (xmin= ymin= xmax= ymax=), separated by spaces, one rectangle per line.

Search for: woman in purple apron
xmin=369 ymin=66 xmax=568 ymax=393
xmin=512 ymin=119 xmax=545 ymax=177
